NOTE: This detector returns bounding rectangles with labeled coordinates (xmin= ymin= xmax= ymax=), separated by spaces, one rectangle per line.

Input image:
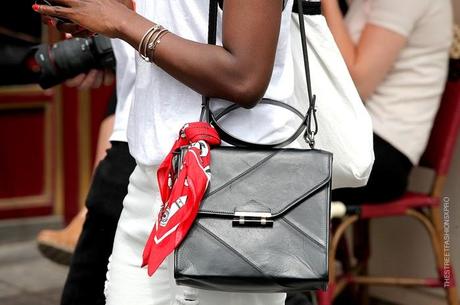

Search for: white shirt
xmin=345 ymin=0 xmax=452 ymax=164
xmin=128 ymin=0 xmax=297 ymax=166
xmin=109 ymin=39 xmax=136 ymax=142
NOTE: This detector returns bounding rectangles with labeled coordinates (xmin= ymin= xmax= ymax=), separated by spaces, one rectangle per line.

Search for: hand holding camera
xmin=30 ymin=34 xmax=116 ymax=89
xmin=66 ymin=69 xmax=114 ymax=89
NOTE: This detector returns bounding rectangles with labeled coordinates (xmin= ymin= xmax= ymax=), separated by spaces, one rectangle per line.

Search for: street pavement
xmin=0 ymin=217 xmax=66 ymax=305
xmin=0 ymin=240 xmax=67 ymax=305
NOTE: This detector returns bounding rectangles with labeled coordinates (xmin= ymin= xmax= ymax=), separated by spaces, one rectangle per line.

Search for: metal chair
xmin=317 ymin=80 xmax=460 ymax=305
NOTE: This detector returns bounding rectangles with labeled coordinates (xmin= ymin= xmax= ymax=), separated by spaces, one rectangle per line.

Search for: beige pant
xmin=104 ymin=164 xmax=286 ymax=305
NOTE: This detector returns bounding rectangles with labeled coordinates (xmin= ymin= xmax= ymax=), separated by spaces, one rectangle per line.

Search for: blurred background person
xmin=37 ymin=89 xmax=115 ymax=265
xmin=35 ymin=30 xmax=137 ymax=305
xmin=319 ymin=0 xmax=452 ymax=304
xmin=323 ymin=0 xmax=452 ymax=206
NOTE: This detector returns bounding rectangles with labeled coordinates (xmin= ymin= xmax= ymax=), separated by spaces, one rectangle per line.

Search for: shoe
xmin=37 ymin=208 xmax=87 ymax=265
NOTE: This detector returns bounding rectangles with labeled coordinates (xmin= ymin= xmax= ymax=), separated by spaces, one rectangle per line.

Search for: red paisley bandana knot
xmin=142 ymin=122 xmax=221 ymax=276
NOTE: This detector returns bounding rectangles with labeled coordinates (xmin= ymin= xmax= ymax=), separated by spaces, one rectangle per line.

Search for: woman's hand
xmin=33 ymin=0 xmax=132 ymax=38
xmin=41 ymin=13 xmax=93 ymax=37
xmin=65 ymin=69 xmax=114 ymax=89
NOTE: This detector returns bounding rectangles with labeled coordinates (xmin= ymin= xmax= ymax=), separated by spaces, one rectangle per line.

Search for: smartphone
xmin=35 ymin=0 xmax=71 ymax=23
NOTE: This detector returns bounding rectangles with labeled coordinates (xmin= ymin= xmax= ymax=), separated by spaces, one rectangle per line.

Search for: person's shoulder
xmin=417 ymin=0 xmax=453 ymax=42
xmin=372 ymin=0 xmax=430 ymax=16
xmin=368 ymin=0 xmax=429 ymax=37
xmin=422 ymin=0 xmax=452 ymax=21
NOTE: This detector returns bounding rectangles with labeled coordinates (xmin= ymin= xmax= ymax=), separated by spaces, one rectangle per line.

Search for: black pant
xmin=60 ymin=141 xmax=135 ymax=305
xmin=332 ymin=134 xmax=413 ymax=205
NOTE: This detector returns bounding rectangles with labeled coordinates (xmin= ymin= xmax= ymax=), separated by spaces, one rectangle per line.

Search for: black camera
xmin=30 ymin=35 xmax=115 ymax=89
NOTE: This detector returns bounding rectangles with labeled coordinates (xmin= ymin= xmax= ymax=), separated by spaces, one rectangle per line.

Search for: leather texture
xmin=175 ymin=147 xmax=332 ymax=292
xmin=174 ymin=0 xmax=332 ymax=293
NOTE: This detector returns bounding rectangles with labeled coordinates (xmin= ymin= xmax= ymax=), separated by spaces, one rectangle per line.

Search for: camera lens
xmin=33 ymin=35 xmax=115 ymax=89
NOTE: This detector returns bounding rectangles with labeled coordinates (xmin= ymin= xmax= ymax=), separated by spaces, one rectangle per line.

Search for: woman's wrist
xmin=113 ymin=8 xmax=137 ymax=40
xmin=114 ymin=9 xmax=156 ymax=48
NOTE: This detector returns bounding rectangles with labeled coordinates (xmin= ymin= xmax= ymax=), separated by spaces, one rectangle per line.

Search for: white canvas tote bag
xmin=290 ymin=13 xmax=374 ymax=189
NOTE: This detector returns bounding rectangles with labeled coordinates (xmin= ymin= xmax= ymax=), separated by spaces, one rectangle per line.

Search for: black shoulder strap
xmin=201 ymin=0 xmax=319 ymax=149
xmin=200 ymin=0 xmax=219 ymax=123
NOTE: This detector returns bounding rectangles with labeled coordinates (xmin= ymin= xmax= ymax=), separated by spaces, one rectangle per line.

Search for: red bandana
xmin=142 ymin=122 xmax=221 ymax=276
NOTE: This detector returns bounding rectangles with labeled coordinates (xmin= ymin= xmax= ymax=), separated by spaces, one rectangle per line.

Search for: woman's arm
xmin=36 ymin=0 xmax=284 ymax=108
xmin=321 ymin=0 xmax=407 ymax=100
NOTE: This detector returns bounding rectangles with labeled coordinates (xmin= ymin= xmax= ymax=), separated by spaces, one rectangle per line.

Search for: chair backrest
xmin=420 ymin=81 xmax=460 ymax=176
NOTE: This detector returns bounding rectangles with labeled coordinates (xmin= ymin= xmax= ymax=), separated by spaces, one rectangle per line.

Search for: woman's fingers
xmin=41 ymin=15 xmax=57 ymax=26
xmin=103 ymin=70 xmax=115 ymax=86
xmin=56 ymin=22 xmax=93 ymax=37
xmin=79 ymin=69 xmax=101 ymax=89
xmin=64 ymin=70 xmax=112 ymax=89
xmin=72 ymin=29 xmax=95 ymax=38
xmin=48 ymin=0 xmax=74 ymax=5
xmin=34 ymin=4 xmax=73 ymax=20
xmin=92 ymin=70 xmax=104 ymax=88
xmin=56 ymin=22 xmax=80 ymax=33
xmin=65 ymin=73 xmax=86 ymax=87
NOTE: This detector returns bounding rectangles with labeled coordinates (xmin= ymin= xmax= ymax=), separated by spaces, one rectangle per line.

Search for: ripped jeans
xmin=104 ymin=164 xmax=286 ymax=305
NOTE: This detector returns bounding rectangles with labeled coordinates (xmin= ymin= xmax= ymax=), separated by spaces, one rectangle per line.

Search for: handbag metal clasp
xmin=232 ymin=211 xmax=273 ymax=227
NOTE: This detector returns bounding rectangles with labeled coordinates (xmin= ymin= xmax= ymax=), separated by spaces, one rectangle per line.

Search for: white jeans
xmin=105 ymin=164 xmax=286 ymax=305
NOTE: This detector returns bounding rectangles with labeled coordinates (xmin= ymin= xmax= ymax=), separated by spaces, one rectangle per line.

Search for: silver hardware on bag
xmin=232 ymin=211 xmax=274 ymax=227
xmin=304 ymin=95 xmax=318 ymax=149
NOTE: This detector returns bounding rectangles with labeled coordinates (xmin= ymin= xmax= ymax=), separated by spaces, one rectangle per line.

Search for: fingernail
xmin=46 ymin=19 xmax=55 ymax=26
xmin=32 ymin=4 xmax=40 ymax=12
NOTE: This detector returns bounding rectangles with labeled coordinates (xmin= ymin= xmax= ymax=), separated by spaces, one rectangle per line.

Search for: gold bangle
xmin=138 ymin=24 xmax=162 ymax=62
xmin=150 ymin=31 xmax=170 ymax=63
xmin=147 ymin=28 xmax=167 ymax=51
xmin=138 ymin=26 xmax=155 ymax=54
xmin=142 ymin=27 xmax=161 ymax=61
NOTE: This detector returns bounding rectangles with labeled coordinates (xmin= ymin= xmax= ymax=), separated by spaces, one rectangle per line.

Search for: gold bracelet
xmin=138 ymin=26 xmax=156 ymax=55
xmin=146 ymin=29 xmax=168 ymax=58
xmin=150 ymin=30 xmax=170 ymax=63
xmin=138 ymin=24 xmax=162 ymax=62
xmin=147 ymin=28 xmax=167 ymax=50
xmin=142 ymin=27 xmax=162 ymax=61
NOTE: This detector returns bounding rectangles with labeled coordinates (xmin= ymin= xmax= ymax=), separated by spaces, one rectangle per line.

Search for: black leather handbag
xmin=174 ymin=0 xmax=332 ymax=292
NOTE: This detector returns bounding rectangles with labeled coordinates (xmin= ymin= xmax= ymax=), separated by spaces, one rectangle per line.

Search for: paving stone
xmin=0 ymin=242 xmax=67 ymax=293
xmin=0 ymin=260 xmax=67 ymax=293
xmin=0 ymin=240 xmax=42 ymax=267
xmin=0 ymin=281 xmax=21 ymax=299
xmin=0 ymin=217 xmax=63 ymax=245
xmin=32 ymin=287 xmax=63 ymax=304
xmin=0 ymin=292 xmax=59 ymax=305
xmin=39 ymin=287 xmax=63 ymax=304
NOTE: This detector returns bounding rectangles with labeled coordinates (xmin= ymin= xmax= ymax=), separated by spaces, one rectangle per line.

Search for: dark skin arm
xmin=36 ymin=0 xmax=284 ymax=108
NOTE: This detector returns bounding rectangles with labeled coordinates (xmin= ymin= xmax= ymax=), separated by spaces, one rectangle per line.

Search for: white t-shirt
xmin=109 ymin=38 xmax=136 ymax=142
xmin=128 ymin=0 xmax=297 ymax=166
xmin=345 ymin=0 xmax=452 ymax=164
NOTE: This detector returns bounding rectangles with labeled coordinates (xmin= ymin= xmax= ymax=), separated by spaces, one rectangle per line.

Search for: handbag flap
xmin=198 ymin=147 xmax=332 ymax=218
